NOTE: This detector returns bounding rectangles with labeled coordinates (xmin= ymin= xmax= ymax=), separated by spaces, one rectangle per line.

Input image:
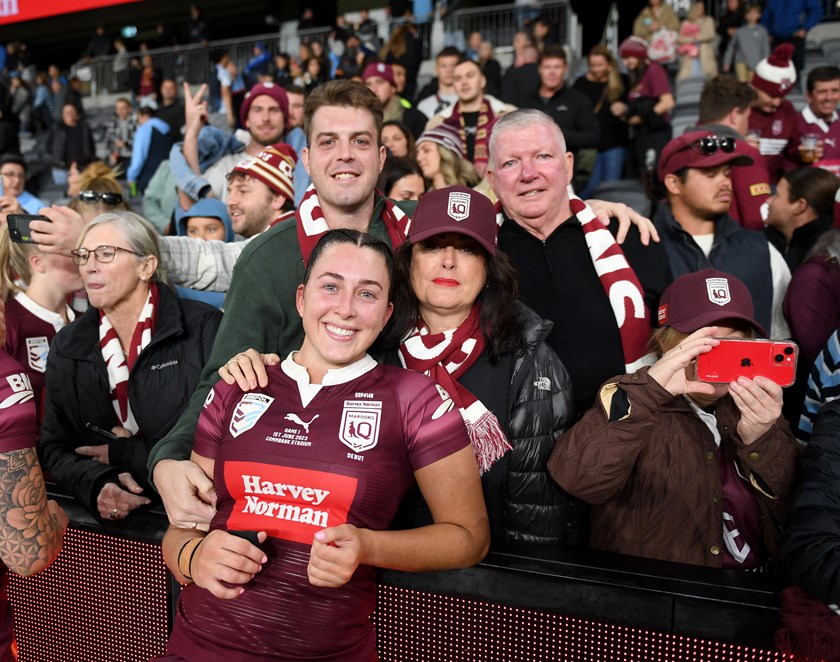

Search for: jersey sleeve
xmin=392 ymin=370 xmax=471 ymax=471
xmin=0 ymin=353 xmax=37 ymax=453
xmin=192 ymin=380 xmax=237 ymax=460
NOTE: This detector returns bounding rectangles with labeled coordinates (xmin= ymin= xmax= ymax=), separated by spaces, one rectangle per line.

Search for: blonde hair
xmin=438 ymin=144 xmax=480 ymax=188
xmin=0 ymin=229 xmax=36 ymax=299
xmin=588 ymin=44 xmax=625 ymax=107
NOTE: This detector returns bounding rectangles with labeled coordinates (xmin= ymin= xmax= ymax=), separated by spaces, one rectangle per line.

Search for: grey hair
xmin=77 ymin=211 xmax=167 ymax=283
xmin=488 ymin=109 xmax=567 ymax=171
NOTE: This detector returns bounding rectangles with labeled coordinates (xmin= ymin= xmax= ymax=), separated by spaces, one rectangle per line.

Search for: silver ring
xmin=109 ymin=510 xmax=118 ymax=520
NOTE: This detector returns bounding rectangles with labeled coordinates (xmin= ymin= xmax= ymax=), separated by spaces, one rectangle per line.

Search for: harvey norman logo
xmin=0 ymin=1 xmax=18 ymax=17
xmin=224 ymin=462 xmax=358 ymax=544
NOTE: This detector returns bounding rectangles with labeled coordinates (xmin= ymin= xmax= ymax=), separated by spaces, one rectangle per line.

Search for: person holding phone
xmin=549 ymin=269 xmax=800 ymax=570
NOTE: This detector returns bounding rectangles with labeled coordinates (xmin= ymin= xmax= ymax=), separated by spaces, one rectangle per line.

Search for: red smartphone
xmin=695 ymin=338 xmax=798 ymax=387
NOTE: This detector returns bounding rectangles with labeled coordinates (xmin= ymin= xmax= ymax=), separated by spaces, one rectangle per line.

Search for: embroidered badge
xmin=706 ymin=277 xmax=731 ymax=306
xmin=339 ymin=400 xmax=382 ymax=452
xmin=447 ymin=191 xmax=471 ymax=222
xmin=229 ymin=393 xmax=274 ymax=438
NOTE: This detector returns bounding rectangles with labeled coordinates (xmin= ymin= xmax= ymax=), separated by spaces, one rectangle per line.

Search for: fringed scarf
xmin=99 ymin=282 xmax=159 ymax=434
xmin=399 ymin=305 xmax=511 ymax=474
xmin=294 ymin=184 xmax=410 ymax=264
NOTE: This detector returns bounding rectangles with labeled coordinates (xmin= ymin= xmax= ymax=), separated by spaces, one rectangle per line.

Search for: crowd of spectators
xmin=0 ymin=0 xmax=840 ymax=659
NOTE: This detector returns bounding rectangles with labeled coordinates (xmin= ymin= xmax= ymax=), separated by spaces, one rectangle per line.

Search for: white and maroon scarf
xmin=569 ymin=195 xmax=655 ymax=371
xmin=445 ymin=98 xmax=498 ymax=173
xmin=399 ymin=305 xmax=512 ymax=474
xmin=293 ymin=184 xmax=410 ymax=265
xmin=99 ymin=282 xmax=159 ymax=434
xmin=495 ymin=194 xmax=655 ymax=371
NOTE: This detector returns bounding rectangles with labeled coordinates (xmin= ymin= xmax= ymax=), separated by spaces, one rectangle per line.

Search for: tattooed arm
xmin=0 ymin=448 xmax=67 ymax=576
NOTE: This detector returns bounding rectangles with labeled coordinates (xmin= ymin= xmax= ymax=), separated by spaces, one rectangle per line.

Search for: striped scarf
xmin=294 ymin=184 xmax=411 ymax=264
xmin=399 ymin=305 xmax=511 ymax=474
xmin=99 ymin=282 xmax=158 ymax=434
xmin=495 ymin=194 xmax=655 ymax=372
xmin=444 ymin=98 xmax=497 ymax=172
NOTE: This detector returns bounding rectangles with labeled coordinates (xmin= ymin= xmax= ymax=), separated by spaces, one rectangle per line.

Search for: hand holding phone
xmin=696 ymin=338 xmax=798 ymax=387
xmin=7 ymin=214 xmax=51 ymax=244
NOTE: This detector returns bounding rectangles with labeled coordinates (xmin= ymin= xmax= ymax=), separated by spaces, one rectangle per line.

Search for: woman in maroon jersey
xmin=0 ymin=224 xmax=83 ymax=424
xmin=159 ymin=229 xmax=489 ymax=661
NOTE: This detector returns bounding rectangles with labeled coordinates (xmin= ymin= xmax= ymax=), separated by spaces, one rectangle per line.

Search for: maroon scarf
xmin=294 ymin=184 xmax=410 ymax=264
xmin=444 ymin=98 xmax=497 ymax=172
xmin=99 ymin=282 xmax=159 ymax=434
xmin=399 ymin=305 xmax=511 ymax=473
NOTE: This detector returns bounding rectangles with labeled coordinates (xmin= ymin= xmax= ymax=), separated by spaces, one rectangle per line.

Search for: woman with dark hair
xmin=612 ymin=36 xmax=674 ymax=180
xmin=160 ymin=228 xmax=488 ymax=660
xmin=550 ymin=269 xmax=799 ymax=569
xmin=382 ymin=119 xmax=415 ymax=159
xmin=377 ymin=155 xmax=426 ymax=201
xmin=384 ymin=186 xmax=579 ymax=545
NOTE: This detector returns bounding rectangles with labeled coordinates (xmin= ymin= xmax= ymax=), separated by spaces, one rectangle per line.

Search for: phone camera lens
xmin=774 ymin=354 xmax=784 ymax=363
xmin=784 ymin=346 xmax=794 ymax=355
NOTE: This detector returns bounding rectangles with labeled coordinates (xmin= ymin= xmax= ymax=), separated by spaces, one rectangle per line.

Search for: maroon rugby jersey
xmin=166 ymin=356 xmax=470 ymax=662
xmin=0 ymin=350 xmax=37 ymax=662
xmin=748 ymin=99 xmax=799 ymax=183
xmin=3 ymin=294 xmax=74 ymax=424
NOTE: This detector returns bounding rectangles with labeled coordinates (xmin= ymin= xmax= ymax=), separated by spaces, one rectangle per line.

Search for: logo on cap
xmin=447 ymin=191 xmax=471 ymax=222
xmin=706 ymin=277 xmax=730 ymax=306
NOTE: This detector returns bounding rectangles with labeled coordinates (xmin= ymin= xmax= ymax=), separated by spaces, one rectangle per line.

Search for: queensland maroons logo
xmin=339 ymin=400 xmax=382 ymax=452
xmin=447 ymin=191 xmax=471 ymax=221
xmin=706 ymin=277 xmax=730 ymax=306
xmin=229 ymin=393 xmax=274 ymax=437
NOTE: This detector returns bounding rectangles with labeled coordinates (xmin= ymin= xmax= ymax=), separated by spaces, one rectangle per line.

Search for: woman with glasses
xmin=549 ymin=270 xmax=798 ymax=569
xmin=39 ymin=212 xmax=221 ymax=521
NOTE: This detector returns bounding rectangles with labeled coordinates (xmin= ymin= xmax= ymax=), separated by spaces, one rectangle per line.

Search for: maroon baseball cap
xmin=409 ymin=185 xmax=497 ymax=255
xmin=657 ymin=269 xmax=766 ymax=337
xmin=657 ymin=130 xmax=754 ymax=180
xmin=362 ymin=62 xmax=396 ymax=87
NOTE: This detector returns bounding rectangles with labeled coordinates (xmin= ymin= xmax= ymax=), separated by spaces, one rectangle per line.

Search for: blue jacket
xmin=168 ymin=124 xmax=245 ymax=200
xmin=127 ymin=117 xmax=174 ymax=192
xmin=762 ymin=0 xmax=822 ymax=38
xmin=173 ymin=198 xmax=234 ymax=309
xmin=654 ymin=205 xmax=774 ymax=336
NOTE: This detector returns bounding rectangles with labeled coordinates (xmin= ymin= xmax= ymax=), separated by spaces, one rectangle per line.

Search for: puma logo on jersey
xmin=284 ymin=413 xmax=319 ymax=434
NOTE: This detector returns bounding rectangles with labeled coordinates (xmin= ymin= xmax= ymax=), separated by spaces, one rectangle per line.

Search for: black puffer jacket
xmin=488 ymin=303 xmax=581 ymax=545
xmin=39 ymin=283 xmax=221 ymax=517
xmin=781 ymin=399 xmax=840 ymax=604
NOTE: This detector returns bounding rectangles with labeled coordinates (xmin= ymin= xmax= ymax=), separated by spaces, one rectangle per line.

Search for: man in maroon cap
xmin=748 ymin=43 xmax=800 ymax=182
xmin=362 ymin=62 xmax=427 ymax=139
xmin=654 ymin=129 xmax=791 ymax=338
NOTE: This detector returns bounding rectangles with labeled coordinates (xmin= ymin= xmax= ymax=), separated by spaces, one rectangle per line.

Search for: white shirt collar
xmin=281 ymin=352 xmax=378 ymax=407
xmin=13 ymin=291 xmax=75 ymax=333
xmin=802 ymin=105 xmax=838 ymax=133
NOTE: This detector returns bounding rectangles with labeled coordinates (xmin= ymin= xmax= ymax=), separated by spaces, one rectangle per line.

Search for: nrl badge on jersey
xmin=339 ymin=400 xmax=382 ymax=452
xmin=25 ymin=336 xmax=49 ymax=373
xmin=229 ymin=393 xmax=274 ymax=438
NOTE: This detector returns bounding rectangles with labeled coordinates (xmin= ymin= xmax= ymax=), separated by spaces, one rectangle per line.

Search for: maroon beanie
xmin=239 ymin=82 xmax=290 ymax=129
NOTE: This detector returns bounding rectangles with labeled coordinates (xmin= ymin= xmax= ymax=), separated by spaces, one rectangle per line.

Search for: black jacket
xmin=520 ymin=84 xmax=600 ymax=153
xmin=485 ymin=303 xmax=580 ymax=545
xmin=781 ymin=399 xmax=840 ymax=604
xmin=765 ymin=215 xmax=833 ymax=273
xmin=39 ymin=284 xmax=221 ymax=517
xmin=47 ymin=122 xmax=96 ymax=168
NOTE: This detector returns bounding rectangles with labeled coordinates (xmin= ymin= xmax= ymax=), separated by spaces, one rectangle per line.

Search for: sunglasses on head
xmin=79 ymin=190 xmax=123 ymax=205
xmin=691 ymin=135 xmax=736 ymax=156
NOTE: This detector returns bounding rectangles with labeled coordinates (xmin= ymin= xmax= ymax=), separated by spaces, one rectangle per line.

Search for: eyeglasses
xmin=0 ymin=171 xmax=25 ymax=180
xmin=70 ymin=245 xmax=141 ymax=265
xmin=79 ymin=190 xmax=123 ymax=205
xmin=691 ymin=135 xmax=736 ymax=156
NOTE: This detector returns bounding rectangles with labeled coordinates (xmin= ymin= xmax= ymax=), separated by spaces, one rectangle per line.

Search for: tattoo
xmin=0 ymin=449 xmax=63 ymax=576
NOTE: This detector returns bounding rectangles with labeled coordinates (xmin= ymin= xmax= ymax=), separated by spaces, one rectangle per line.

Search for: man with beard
xmin=175 ymin=81 xmax=290 ymax=204
xmin=654 ymin=130 xmax=791 ymax=338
